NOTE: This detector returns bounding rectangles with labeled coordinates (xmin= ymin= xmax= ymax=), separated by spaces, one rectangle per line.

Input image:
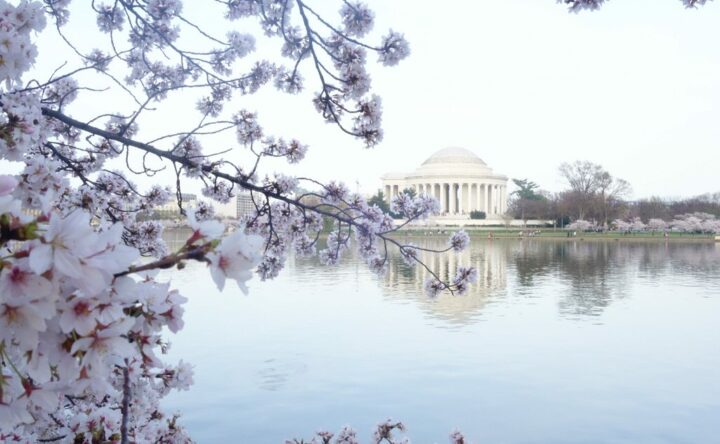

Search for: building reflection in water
xmin=383 ymin=236 xmax=508 ymax=326
xmin=163 ymin=229 xmax=720 ymax=326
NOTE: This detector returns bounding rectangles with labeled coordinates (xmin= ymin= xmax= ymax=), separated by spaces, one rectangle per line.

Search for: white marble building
xmin=381 ymin=147 xmax=509 ymax=218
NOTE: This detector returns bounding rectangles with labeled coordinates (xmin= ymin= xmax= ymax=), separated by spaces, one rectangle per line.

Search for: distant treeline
xmin=629 ymin=195 xmax=720 ymax=221
xmin=509 ymin=161 xmax=720 ymax=227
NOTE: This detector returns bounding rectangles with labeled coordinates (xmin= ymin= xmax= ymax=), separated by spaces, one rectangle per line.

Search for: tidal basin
xmin=162 ymin=233 xmax=720 ymax=443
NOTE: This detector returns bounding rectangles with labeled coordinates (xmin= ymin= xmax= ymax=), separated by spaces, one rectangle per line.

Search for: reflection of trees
xmin=512 ymin=241 xmax=631 ymax=316
xmin=556 ymin=242 xmax=627 ymax=317
xmin=383 ymin=236 xmax=508 ymax=326
xmin=512 ymin=240 xmax=720 ymax=317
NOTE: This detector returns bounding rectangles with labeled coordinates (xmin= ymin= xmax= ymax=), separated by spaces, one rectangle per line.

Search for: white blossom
xmin=378 ymin=31 xmax=410 ymax=66
xmin=567 ymin=219 xmax=594 ymax=231
xmin=340 ymin=2 xmax=374 ymax=37
xmin=424 ymin=277 xmax=446 ymax=298
xmin=449 ymin=230 xmax=470 ymax=252
xmin=0 ymin=175 xmax=18 ymax=196
xmin=207 ymin=229 xmax=264 ymax=292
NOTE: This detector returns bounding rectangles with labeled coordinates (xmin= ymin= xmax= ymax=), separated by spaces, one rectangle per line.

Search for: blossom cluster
xmin=0 ymin=173 xmax=267 ymax=441
xmin=669 ymin=212 xmax=720 ymax=234
xmin=0 ymin=201 xmax=193 ymax=440
xmin=449 ymin=230 xmax=471 ymax=252
xmin=566 ymin=219 xmax=596 ymax=232
xmin=0 ymin=0 xmax=471 ymax=441
xmin=590 ymin=214 xmax=720 ymax=234
xmin=0 ymin=1 xmax=45 ymax=84
xmin=288 ymin=422 xmax=470 ymax=444
xmin=286 ymin=419 xmax=415 ymax=444
xmin=611 ymin=217 xmax=652 ymax=233
xmin=391 ymin=192 xmax=441 ymax=220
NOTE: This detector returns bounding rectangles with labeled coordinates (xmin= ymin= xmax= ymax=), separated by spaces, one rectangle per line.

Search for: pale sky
xmin=25 ymin=0 xmax=720 ymax=199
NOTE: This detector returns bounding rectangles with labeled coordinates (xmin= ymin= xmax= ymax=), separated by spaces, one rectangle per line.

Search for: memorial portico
xmin=381 ymin=147 xmax=509 ymax=218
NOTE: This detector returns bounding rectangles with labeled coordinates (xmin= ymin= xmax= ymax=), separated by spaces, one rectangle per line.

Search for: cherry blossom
xmin=566 ymin=219 xmax=595 ymax=231
xmin=647 ymin=218 xmax=668 ymax=232
xmin=0 ymin=0 xmax=475 ymax=441
xmin=0 ymin=175 xmax=18 ymax=196
xmin=449 ymin=230 xmax=470 ymax=252
xmin=207 ymin=229 xmax=264 ymax=292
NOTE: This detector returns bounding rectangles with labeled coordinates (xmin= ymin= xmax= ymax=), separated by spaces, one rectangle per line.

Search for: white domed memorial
xmin=381 ymin=147 xmax=509 ymax=219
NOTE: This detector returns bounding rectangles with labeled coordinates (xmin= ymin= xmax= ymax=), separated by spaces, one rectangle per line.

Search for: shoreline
xmin=392 ymin=229 xmax=716 ymax=242
xmin=158 ymin=223 xmax=717 ymax=243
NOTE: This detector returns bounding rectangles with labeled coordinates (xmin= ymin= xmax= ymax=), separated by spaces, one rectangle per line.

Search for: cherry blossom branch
xmin=41 ymin=107 xmax=360 ymax=228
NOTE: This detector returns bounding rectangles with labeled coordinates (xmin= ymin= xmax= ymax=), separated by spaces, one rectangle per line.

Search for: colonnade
xmin=384 ymin=182 xmax=507 ymax=216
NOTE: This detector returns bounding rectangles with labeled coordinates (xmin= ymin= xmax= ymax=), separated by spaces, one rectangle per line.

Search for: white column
xmin=472 ymin=184 xmax=478 ymax=212
xmin=493 ymin=185 xmax=498 ymax=214
xmin=499 ymin=185 xmax=503 ymax=214
xmin=498 ymin=186 xmax=502 ymax=213
xmin=455 ymin=183 xmax=462 ymax=214
xmin=468 ymin=184 xmax=472 ymax=213
xmin=458 ymin=183 xmax=464 ymax=214
xmin=502 ymin=186 xmax=506 ymax=213
xmin=479 ymin=184 xmax=484 ymax=213
xmin=441 ymin=183 xmax=447 ymax=213
xmin=498 ymin=186 xmax=503 ymax=214
xmin=479 ymin=184 xmax=483 ymax=212
xmin=491 ymin=185 xmax=496 ymax=214
xmin=466 ymin=183 xmax=471 ymax=213
xmin=485 ymin=184 xmax=490 ymax=214
xmin=450 ymin=183 xmax=456 ymax=214
xmin=500 ymin=185 xmax=504 ymax=214
xmin=481 ymin=184 xmax=485 ymax=214
xmin=467 ymin=184 xmax=472 ymax=212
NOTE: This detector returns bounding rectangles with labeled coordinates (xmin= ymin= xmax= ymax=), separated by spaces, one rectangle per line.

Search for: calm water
xmin=161 ymin=233 xmax=720 ymax=443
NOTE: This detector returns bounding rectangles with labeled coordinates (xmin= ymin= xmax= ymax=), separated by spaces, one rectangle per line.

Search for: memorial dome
xmin=421 ymin=146 xmax=487 ymax=166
